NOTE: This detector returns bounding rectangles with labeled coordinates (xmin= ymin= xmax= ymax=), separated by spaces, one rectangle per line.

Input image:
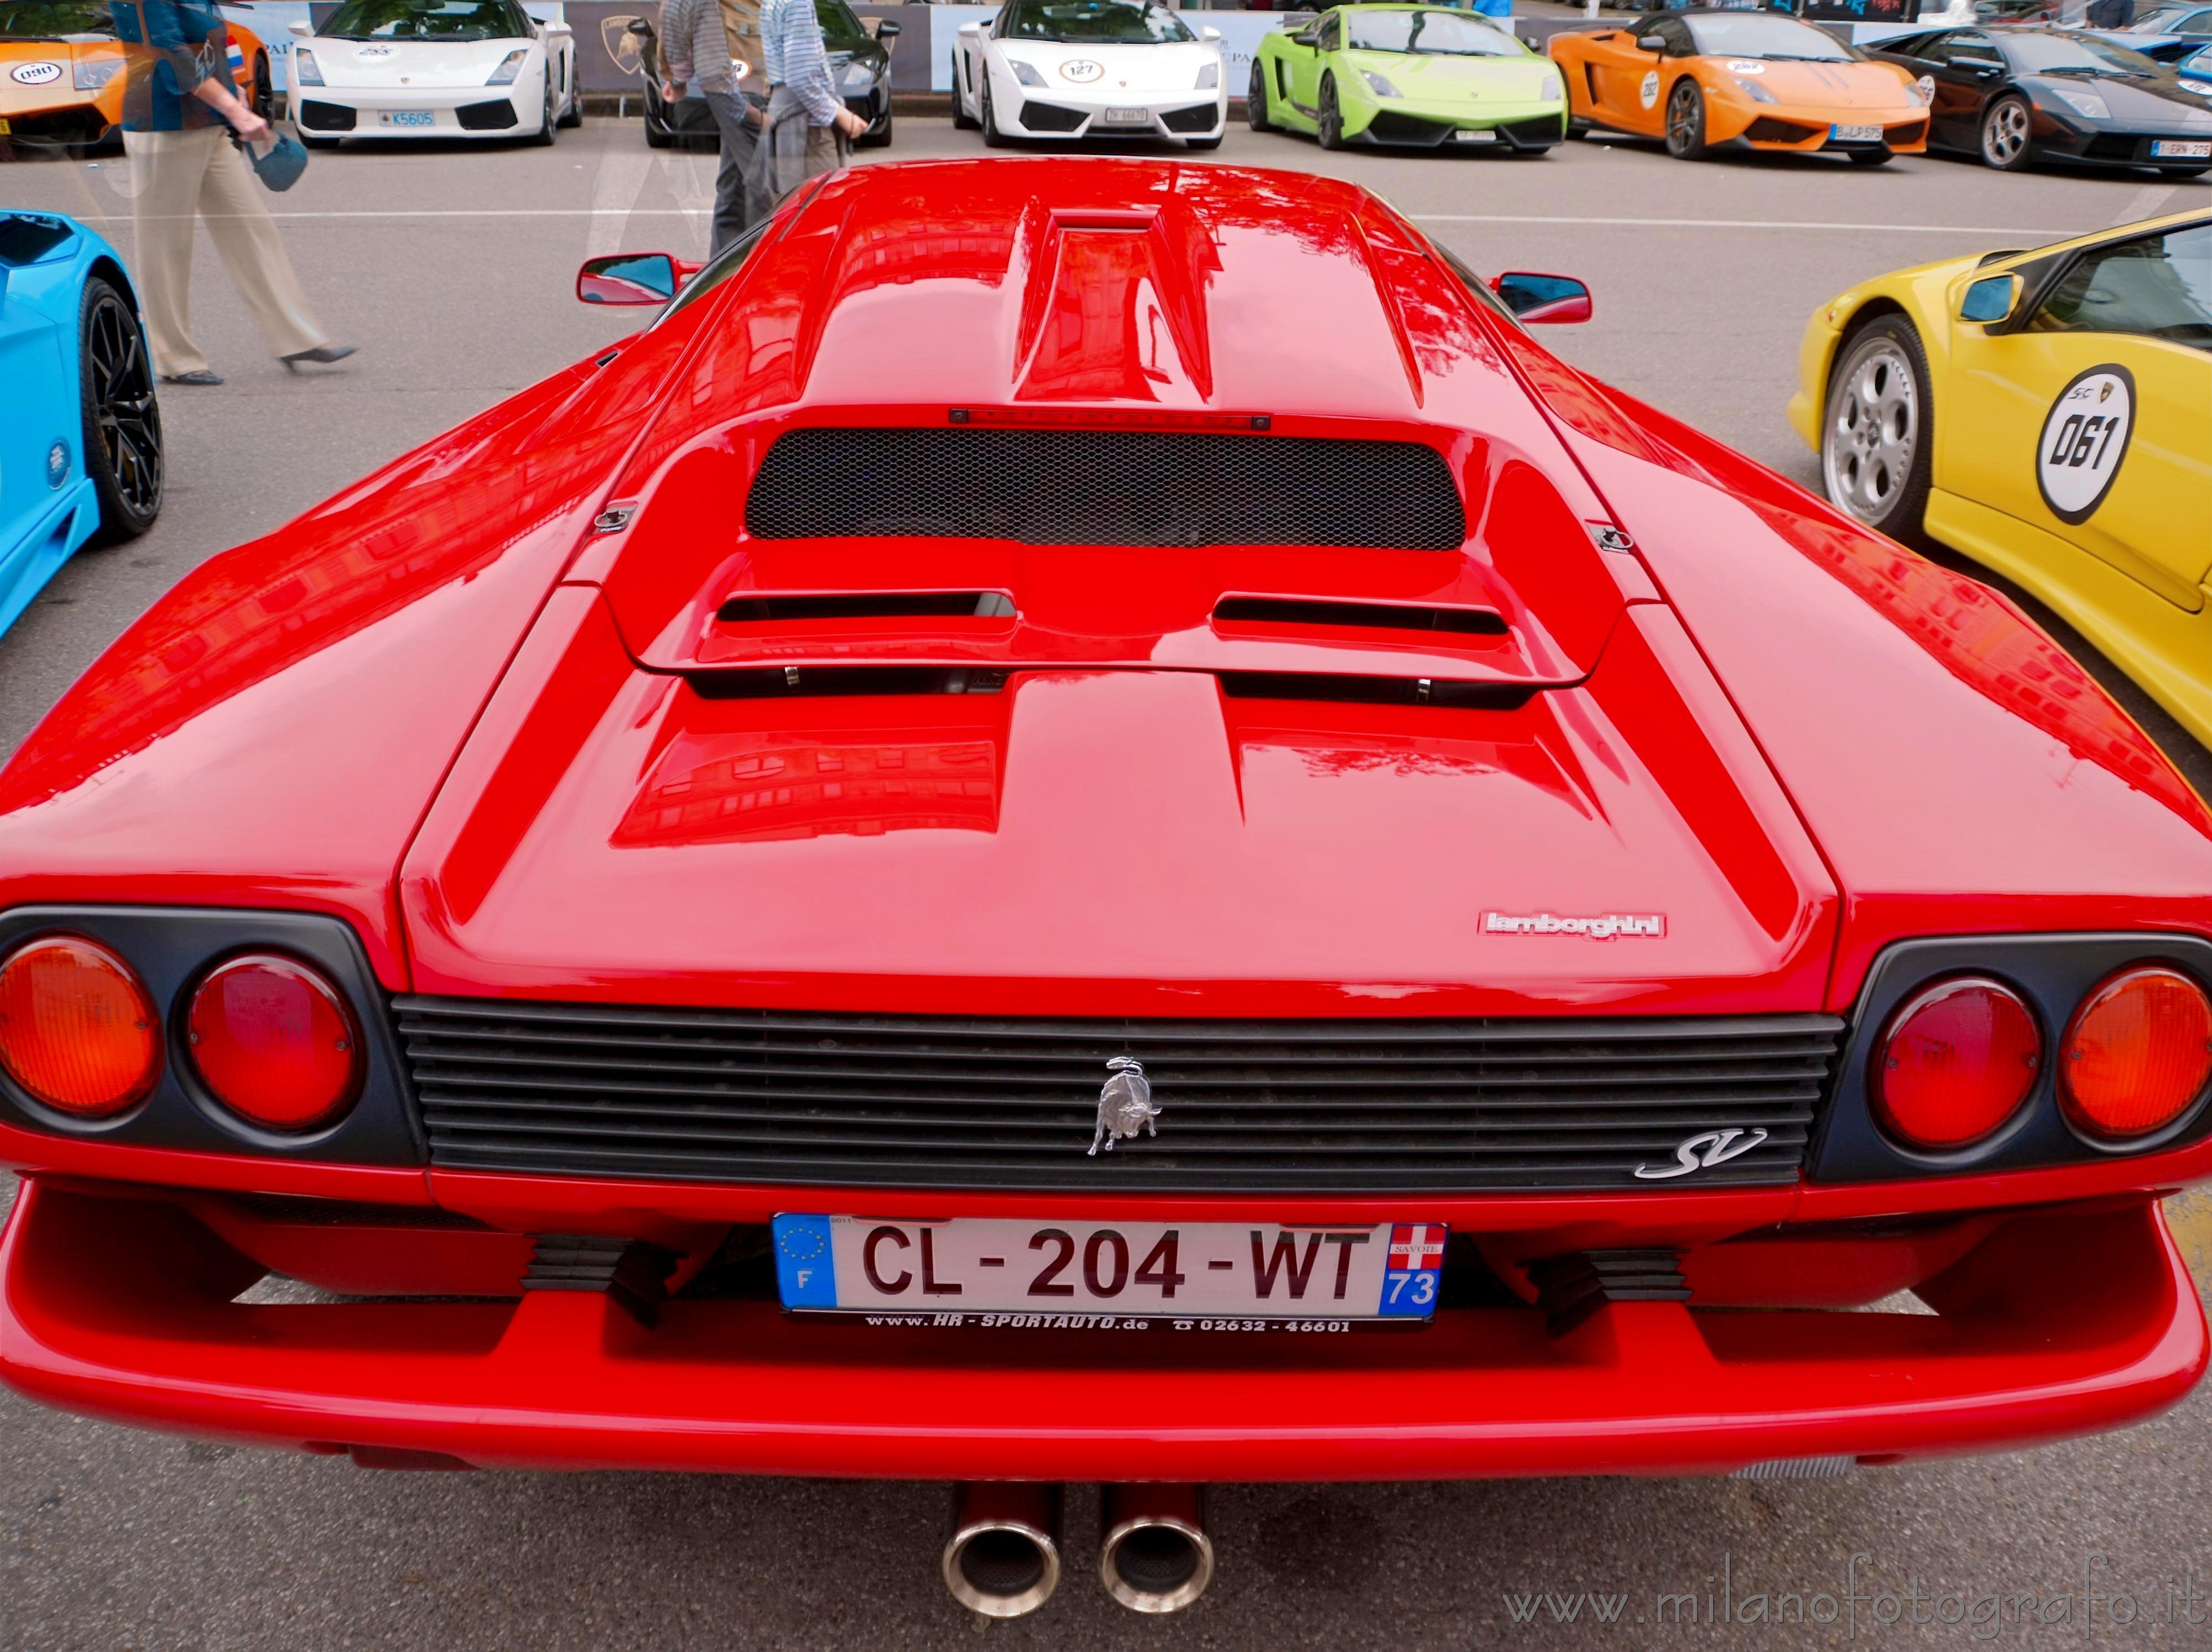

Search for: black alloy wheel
xmin=1317 ymin=74 xmax=1345 ymax=149
xmin=1248 ymin=59 xmax=1272 ymax=131
xmin=79 ymin=277 xmax=162 ymax=544
xmin=1664 ymin=77 xmax=1707 ymax=159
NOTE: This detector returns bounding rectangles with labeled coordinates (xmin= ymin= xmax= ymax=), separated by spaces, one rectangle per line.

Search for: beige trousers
xmin=122 ymin=126 xmax=327 ymax=377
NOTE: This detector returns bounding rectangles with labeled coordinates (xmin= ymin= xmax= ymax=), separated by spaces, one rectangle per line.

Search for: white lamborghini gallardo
xmin=954 ymin=0 xmax=1226 ymax=148
xmin=289 ymin=0 xmax=579 ymax=147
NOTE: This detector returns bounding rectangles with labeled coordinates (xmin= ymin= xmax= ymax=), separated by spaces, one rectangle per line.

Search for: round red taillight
xmin=2059 ymin=966 xmax=2212 ymax=1141
xmin=1873 ymin=976 xmax=2041 ymax=1150
xmin=0 ymin=936 xmax=161 ymax=1118
xmin=185 ymin=954 xmax=361 ymax=1131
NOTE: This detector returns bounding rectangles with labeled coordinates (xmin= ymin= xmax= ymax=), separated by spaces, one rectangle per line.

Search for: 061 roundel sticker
xmin=2035 ymin=364 xmax=2134 ymax=527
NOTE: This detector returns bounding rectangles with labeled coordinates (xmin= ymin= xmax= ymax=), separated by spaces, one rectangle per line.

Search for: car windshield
xmin=2003 ymin=30 xmax=2158 ymax=74
xmin=1345 ymin=10 xmax=1520 ymax=57
xmin=1683 ymin=14 xmax=1859 ymax=60
xmin=2127 ymin=4 xmax=2204 ymax=28
xmin=319 ymin=0 xmax=532 ymax=43
xmin=0 ymin=0 xmax=114 ymax=40
xmin=1003 ymin=0 xmax=1192 ymax=45
xmin=816 ymin=0 xmax=869 ymax=54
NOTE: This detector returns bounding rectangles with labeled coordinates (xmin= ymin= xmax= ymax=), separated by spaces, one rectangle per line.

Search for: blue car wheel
xmin=79 ymin=275 xmax=163 ymax=544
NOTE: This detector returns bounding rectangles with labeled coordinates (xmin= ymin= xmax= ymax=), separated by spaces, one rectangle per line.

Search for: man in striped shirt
xmin=747 ymin=0 xmax=867 ymax=216
xmin=659 ymin=0 xmax=766 ymax=253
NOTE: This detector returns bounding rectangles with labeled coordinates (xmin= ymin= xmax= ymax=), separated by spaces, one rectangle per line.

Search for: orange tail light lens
xmin=2060 ymin=966 xmax=2212 ymax=1140
xmin=1873 ymin=976 xmax=2041 ymax=1150
xmin=186 ymin=954 xmax=362 ymax=1132
xmin=0 ymin=936 xmax=162 ymax=1117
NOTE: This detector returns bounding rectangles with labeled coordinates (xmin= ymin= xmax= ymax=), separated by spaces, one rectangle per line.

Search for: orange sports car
xmin=1550 ymin=7 xmax=1930 ymax=165
xmin=1 ymin=0 xmax=270 ymax=151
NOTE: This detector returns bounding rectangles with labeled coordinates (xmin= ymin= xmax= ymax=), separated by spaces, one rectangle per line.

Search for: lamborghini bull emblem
xmin=1089 ymin=1057 xmax=1160 ymax=1155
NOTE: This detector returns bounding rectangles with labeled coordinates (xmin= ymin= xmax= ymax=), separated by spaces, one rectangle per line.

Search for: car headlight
xmin=74 ymin=59 xmax=122 ymax=92
xmin=1913 ymin=72 xmax=1935 ymax=105
xmin=292 ymin=47 xmax=324 ymax=87
xmin=840 ymin=61 xmax=873 ymax=90
xmin=1196 ymin=60 xmax=1217 ymax=90
xmin=2051 ymin=87 xmax=2110 ymax=120
xmin=1008 ymin=58 xmax=1047 ymax=88
xmin=1362 ymin=70 xmax=1403 ymax=99
xmin=486 ymin=48 xmax=529 ymax=86
xmin=1732 ymin=75 xmax=1776 ymax=104
xmin=1541 ymin=72 xmax=1563 ymax=104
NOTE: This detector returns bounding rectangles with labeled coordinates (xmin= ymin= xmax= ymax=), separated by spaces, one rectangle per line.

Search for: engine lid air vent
xmin=1212 ymin=597 xmax=1508 ymax=637
xmin=716 ymin=591 xmax=1016 ymax=624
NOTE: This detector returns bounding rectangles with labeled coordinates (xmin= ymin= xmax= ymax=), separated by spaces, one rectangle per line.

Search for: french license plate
xmin=1102 ymin=107 xmax=1149 ymax=124
xmin=1453 ymin=128 xmax=1497 ymax=144
xmin=1830 ymin=123 xmax=1882 ymax=143
xmin=772 ymin=1215 xmax=1446 ymax=1329
xmin=2152 ymin=139 xmax=2211 ymax=158
xmin=379 ymin=110 xmax=436 ymax=128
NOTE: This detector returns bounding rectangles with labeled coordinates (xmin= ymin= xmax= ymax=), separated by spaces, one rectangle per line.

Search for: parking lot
xmin=2 ymin=118 xmax=2209 ymax=1649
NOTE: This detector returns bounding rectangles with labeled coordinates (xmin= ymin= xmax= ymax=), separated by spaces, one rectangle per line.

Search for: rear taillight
xmin=1873 ymin=976 xmax=2040 ymax=1150
xmin=0 ymin=936 xmax=162 ymax=1117
xmin=2059 ymin=966 xmax=2212 ymax=1141
xmin=185 ymin=954 xmax=361 ymax=1131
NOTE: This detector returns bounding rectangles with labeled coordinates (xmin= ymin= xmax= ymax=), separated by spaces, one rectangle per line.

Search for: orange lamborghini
xmin=0 ymin=0 xmax=271 ymax=151
xmin=1550 ymin=7 xmax=1930 ymax=165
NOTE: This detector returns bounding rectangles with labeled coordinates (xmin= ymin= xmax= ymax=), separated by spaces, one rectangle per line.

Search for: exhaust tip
xmin=1100 ymin=1487 xmax=1214 ymax=1614
xmin=944 ymin=1486 xmax=1062 ymax=1618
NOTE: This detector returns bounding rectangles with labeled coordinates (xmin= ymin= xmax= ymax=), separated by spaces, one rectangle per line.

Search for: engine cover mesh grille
xmin=742 ymin=429 xmax=1466 ymax=549
xmin=396 ymin=999 xmax=1842 ymax=1192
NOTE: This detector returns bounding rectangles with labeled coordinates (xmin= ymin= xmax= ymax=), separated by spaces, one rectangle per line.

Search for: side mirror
xmin=289 ymin=19 xmax=309 ymax=35
xmin=1201 ymin=25 xmax=1222 ymax=41
xmin=541 ymin=19 xmax=571 ymax=35
xmin=877 ymin=18 xmax=901 ymax=36
xmin=1493 ymin=271 xmax=1592 ymax=324
xmin=577 ymin=252 xmax=678 ymax=305
xmin=1959 ymin=273 xmax=2020 ymax=325
xmin=958 ymin=21 xmax=983 ymax=36
xmin=1637 ymin=34 xmax=1666 ymax=51
xmin=626 ymin=18 xmax=654 ymax=35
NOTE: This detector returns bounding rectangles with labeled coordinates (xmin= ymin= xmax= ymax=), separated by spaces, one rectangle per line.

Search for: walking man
xmin=660 ymin=0 xmax=765 ymax=254
xmin=748 ymin=0 xmax=866 ymax=218
xmin=108 ymin=0 xmax=351 ymax=385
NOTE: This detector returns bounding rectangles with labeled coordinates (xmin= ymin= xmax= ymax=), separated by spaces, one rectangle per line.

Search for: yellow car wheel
xmin=1822 ymin=316 xmax=1933 ymax=543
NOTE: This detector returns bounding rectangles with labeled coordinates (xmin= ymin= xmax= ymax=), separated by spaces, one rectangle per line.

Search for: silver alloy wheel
xmin=1667 ymin=81 xmax=1701 ymax=155
xmin=1824 ymin=334 xmax=1919 ymax=525
xmin=1982 ymin=97 xmax=2030 ymax=166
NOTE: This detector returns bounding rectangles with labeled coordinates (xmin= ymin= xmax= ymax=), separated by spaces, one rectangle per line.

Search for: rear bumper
xmin=3 ymin=1179 xmax=2201 ymax=1480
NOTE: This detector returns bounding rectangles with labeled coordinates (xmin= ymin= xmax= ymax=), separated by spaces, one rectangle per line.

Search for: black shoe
xmin=161 ymin=369 xmax=223 ymax=385
xmin=282 ymin=343 xmax=356 ymax=372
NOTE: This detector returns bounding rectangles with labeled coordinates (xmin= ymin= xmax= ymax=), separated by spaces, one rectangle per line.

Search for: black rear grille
xmin=397 ymin=999 xmax=1842 ymax=1192
xmin=745 ymin=429 xmax=1466 ymax=550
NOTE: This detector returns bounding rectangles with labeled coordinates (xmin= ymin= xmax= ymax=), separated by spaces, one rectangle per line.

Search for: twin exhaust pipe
xmin=944 ymin=1483 xmax=1215 ymax=1617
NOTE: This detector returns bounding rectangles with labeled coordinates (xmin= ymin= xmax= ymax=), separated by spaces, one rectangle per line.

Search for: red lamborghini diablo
xmin=2 ymin=159 xmax=2208 ymax=1615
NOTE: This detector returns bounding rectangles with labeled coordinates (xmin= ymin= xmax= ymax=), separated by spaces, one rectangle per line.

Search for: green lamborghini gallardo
xmin=1249 ymin=4 xmax=1568 ymax=153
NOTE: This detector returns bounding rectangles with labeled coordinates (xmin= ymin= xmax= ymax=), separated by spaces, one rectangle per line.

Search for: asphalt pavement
xmin=1 ymin=119 xmax=2209 ymax=1651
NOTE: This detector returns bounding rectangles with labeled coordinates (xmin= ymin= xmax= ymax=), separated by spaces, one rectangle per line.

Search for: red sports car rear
xmin=2 ymin=159 xmax=2209 ymax=1615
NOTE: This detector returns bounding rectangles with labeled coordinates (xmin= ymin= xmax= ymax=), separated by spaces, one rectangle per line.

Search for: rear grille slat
xmin=398 ymin=998 xmax=1840 ymax=1191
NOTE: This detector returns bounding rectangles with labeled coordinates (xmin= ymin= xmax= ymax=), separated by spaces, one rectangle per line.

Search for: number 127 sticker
xmin=2035 ymin=364 xmax=2135 ymax=527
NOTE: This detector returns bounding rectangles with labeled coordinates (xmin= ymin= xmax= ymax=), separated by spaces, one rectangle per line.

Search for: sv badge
xmin=1633 ymin=1127 xmax=1769 ymax=1181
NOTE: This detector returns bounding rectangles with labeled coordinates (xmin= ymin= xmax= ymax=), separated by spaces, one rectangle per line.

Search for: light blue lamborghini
xmin=0 ymin=211 xmax=162 ymax=640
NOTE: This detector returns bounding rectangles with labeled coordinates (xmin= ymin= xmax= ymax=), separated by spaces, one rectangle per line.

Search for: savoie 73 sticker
xmin=2035 ymin=364 xmax=2134 ymax=527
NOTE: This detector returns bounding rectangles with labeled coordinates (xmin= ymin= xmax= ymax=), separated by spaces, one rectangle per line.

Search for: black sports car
xmin=631 ymin=0 xmax=896 ymax=149
xmin=1870 ymin=24 xmax=2212 ymax=173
